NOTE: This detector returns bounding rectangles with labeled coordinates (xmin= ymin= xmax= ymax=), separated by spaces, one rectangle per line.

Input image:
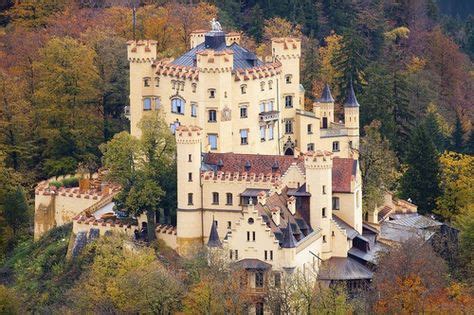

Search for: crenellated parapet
xmin=201 ymin=170 xmax=282 ymax=184
xmin=127 ymin=40 xmax=158 ymax=63
xmin=196 ymin=49 xmax=234 ymax=73
xmin=175 ymin=125 xmax=202 ymax=144
xmin=304 ymin=150 xmax=333 ymax=170
xmin=155 ymin=60 xmax=199 ymax=81
xmin=233 ymin=60 xmax=282 ymax=81
xmin=271 ymin=38 xmax=301 ymax=60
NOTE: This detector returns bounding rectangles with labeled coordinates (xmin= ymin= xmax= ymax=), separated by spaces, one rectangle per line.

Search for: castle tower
xmin=127 ymin=40 xmax=158 ymax=137
xmin=344 ymin=82 xmax=360 ymax=152
xmin=176 ymin=125 xmax=203 ymax=254
xmin=304 ymin=151 xmax=333 ymax=258
xmin=316 ymin=84 xmax=335 ymax=128
xmin=196 ymin=30 xmax=234 ymax=152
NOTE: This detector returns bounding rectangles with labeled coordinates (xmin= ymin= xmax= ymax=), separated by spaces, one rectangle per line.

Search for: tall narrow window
xmin=268 ymin=80 xmax=273 ymax=90
xmin=208 ymin=134 xmax=217 ymax=150
xmin=264 ymin=250 xmax=268 ymax=261
xmin=188 ymin=172 xmax=192 ymax=182
xmin=143 ymin=77 xmax=150 ymax=87
xmin=188 ymin=154 xmax=192 ymax=162
xmin=260 ymin=81 xmax=265 ymax=91
xmin=154 ymin=77 xmax=159 ymax=87
xmin=240 ymin=106 xmax=248 ymax=118
xmin=322 ymin=207 xmax=326 ymax=218
xmin=260 ymin=126 xmax=266 ymax=142
xmin=208 ymin=109 xmax=217 ymax=122
xmin=285 ymin=120 xmax=293 ymax=134
xmin=267 ymin=101 xmax=273 ymax=112
xmin=191 ymin=103 xmax=198 ymax=117
xmin=285 ymin=74 xmax=292 ymax=84
xmin=332 ymin=197 xmax=340 ymax=210
xmin=240 ymin=129 xmax=248 ymax=145
xmin=212 ymin=192 xmax=219 ymax=205
xmin=247 ymin=231 xmax=250 ymax=241
xmin=322 ymin=185 xmax=326 ymax=194
xmin=307 ymin=124 xmax=313 ymax=134
xmin=154 ymin=97 xmax=161 ymax=110
xmin=226 ymin=193 xmax=233 ymax=205
xmin=285 ymin=95 xmax=293 ymax=108
xmin=255 ymin=272 xmax=264 ymax=288
xmin=240 ymin=84 xmax=247 ymax=94
xmin=332 ymin=141 xmax=340 ymax=152
xmin=268 ymin=124 xmax=274 ymax=140
xmin=171 ymin=98 xmax=185 ymax=114
xmin=274 ymin=273 xmax=281 ymax=288
xmin=143 ymin=98 xmax=152 ymax=111
xmin=270 ymin=250 xmax=273 ymax=260
xmin=188 ymin=193 xmax=193 ymax=205
xmin=191 ymin=83 xmax=197 ymax=93
xmin=252 ymin=231 xmax=256 ymax=241
xmin=259 ymin=102 xmax=265 ymax=113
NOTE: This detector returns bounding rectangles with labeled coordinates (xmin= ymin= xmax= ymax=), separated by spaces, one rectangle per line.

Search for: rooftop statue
xmin=210 ymin=18 xmax=222 ymax=32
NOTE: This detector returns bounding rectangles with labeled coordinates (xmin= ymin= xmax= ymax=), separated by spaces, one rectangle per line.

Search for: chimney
xmin=287 ymin=196 xmax=296 ymax=215
xmin=244 ymin=160 xmax=251 ymax=172
xmin=257 ymin=191 xmax=267 ymax=205
xmin=271 ymin=207 xmax=281 ymax=226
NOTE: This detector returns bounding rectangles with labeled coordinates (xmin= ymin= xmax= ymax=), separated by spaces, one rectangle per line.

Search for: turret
xmin=190 ymin=30 xmax=206 ymax=49
xmin=176 ymin=125 xmax=203 ymax=254
xmin=344 ymin=82 xmax=360 ymax=152
xmin=304 ymin=150 xmax=333 ymax=257
xmin=316 ymin=83 xmax=335 ymax=128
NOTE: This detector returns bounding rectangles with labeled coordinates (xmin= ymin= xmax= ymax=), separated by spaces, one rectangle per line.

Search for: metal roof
xmin=207 ymin=220 xmax=222 ymax=247
xmin=388 ymin=214 xmax=442 ymax=229
xmin=344 ymin=81 xmax=360 ymax=108
xmin=235 ymin=258 xmax=272 ymax=270
xmin=333 ymin=215 xmax=359 ymax=240
xmin=318 ymin=257 xmax=373 ymax=280
xmin=319 ymin=83 xmax=335 ymax=103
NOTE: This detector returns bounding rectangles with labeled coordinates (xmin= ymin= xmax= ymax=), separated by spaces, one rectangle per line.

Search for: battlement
xmin=225 ymin=31 xmax=241 ymax=46
xmin=201 ymin=170 xmax=282 ymax=184
xmin=271 ymin=38 xmax=301 ymax=59
xmin=197 ymin=49 xmax=234 ymax=73
xmin=127 ymin=40 xmax=158 ymax=62
xmin=176 ymin=125 xmax=202 ymax=144
xmin=233 ymin=60 xmax=282 ymax=81
xmin=304 ymin=150 xmax=333 ymax=169
xmin=155 ymin=60 xmax=199 ymax=81
xmin=190 ymin=30 xmax=207 ymax=49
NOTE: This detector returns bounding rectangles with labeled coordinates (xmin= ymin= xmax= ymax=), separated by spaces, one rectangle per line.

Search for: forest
xmin=0 ymin=0 xmax=473 ymax=313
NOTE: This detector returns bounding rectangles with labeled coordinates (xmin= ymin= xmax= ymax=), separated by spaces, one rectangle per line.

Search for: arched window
xmin=268 ymin=80 xmax=273 ymax=90
xmin=240 ymin=84 xmax=247 ymax=94
xmin=260 ymin=81 xmax=265 ymax=91
xmin=171 ymin=98 xmax=185 ymax=114
xmin=143 ymin=77 xmax=151 ymax=87
xmin=191 ymin=83 xmax=197 ymax=93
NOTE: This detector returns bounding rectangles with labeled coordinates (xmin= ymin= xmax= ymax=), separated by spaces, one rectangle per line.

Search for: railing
xmin=259 ymin=110 xmax=279 ymax=122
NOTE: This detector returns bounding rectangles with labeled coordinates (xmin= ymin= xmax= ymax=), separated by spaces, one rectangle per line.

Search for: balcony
xmin=259 ymin=110 xmax=279 ymax=122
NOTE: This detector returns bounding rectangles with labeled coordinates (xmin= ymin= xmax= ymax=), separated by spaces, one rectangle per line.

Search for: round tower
xmin=176 ymin=125 xmax=203 ymax=254
xmin=304 ymin=150 xmax=333 ymax=256
xmin=343 ymin=82 xmax=360 ymax=152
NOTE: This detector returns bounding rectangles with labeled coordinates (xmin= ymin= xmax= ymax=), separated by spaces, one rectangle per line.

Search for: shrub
xmin=49 ymin=181 xmax=62 ymax=188
xmin=61 ymin=177 xmax=79 ymax=188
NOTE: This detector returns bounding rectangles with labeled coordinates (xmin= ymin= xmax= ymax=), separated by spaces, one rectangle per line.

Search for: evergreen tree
xmin=423 ymin=106 xmax=448 ymax=153
xmin=332 ymin=27 xmax=367 ymax=98
xmin=399 ymin=125 xmax=441 ymax=214
xmin=301 ymin=33 xmax=320 ymax=99
xmin=451 ymin=113 xmax=464 ymax=152
xmin=1 ymin=186 xmax=29 ymax=236
xmin=467 ymin=130 xmax=474 ymax=154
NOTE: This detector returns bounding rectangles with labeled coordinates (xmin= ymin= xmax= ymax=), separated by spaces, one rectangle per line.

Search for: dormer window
xmin=208 ymin=89 xmax=216 ymax=98
xmin=285 ymin=74 xmax=292 ymax=84
xmin=143 ymin=77 xmax=151 ymax=87
xmin=260 ymin=81 xmax=265 ymax=91
xmin=240 ymin=84 xmax=247 ymax=94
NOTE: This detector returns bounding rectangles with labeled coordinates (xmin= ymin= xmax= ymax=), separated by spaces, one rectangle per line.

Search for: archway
xmin=284 ymin=147 xmax=294 ymax=156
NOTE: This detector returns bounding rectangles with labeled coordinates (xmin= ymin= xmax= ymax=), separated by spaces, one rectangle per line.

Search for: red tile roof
xmin=332 ymin=158 xmax=357 ymax=193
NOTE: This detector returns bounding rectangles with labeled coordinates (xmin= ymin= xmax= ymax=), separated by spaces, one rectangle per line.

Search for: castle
xmin=33 ymin=22 xmax=428 ymax=314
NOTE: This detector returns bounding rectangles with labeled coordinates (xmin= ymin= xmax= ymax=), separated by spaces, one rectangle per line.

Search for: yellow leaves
xmin=384 ymin=27 xmax=410 ymax=42
xmin=319 ymin=33 xmax=343 ymax=98
xmin=406 ymin=56 xmax=427 ymax=74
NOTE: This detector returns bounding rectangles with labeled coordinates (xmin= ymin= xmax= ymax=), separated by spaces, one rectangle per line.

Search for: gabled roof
xmin=318 ymin=257 xmax=373 ymax=280
xmin=207 ymin=220 xmax=222 ymax=247
xmin=235 ymin=258 xmax=272 ymax=270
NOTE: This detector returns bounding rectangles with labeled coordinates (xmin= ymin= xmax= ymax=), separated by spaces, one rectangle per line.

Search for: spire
xmin=320 ymin=83 xmax=334 ymax=103
xmin=207 ymin=220 xmax=222 ymax=248
xmin=281 ymin=221 xmax=298 ymax=248
xmin=344 ymin=80 xmax=360 ymax=108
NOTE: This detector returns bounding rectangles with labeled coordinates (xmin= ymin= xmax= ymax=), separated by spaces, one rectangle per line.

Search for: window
xmin=252 ymin=231 xmax=256 ymax=241
xmin=285 ymin=120 xmax=293 ymax=134
xmin=143 ymin=77 xmax=150 ymax=87
xmin=274 ymin=273 xmax=281 ymax=288
xmin=332 ymin=141 xmax=340 ymax=152
xmin=260 ymin=81 xmax=265 ymax=91
xmin=154 ymin=77 xmax=159 ymax=87
xmin=260 ymin=126 xmax=266 ymax=142
xmin=264 ymin=250 xmax=267 ymax=261
xmin=307 ymin=143 xmax=314 ymax=151
xmin=154 ymin=98 xmax=161 ymax=110
xmin=349 ymin=141 xmax=353 ymax=149
xmin=285 ymin=95 xmax=293 ymax=108
xmin=188 ymin=193 xmax=193 ymax=205
xmin=208 ymin=89 xmax=216 ymax=98
xmin=212 ymin=192 xmax=219 ymax=205
xmin=230 ymin=250 xmax=233 ymax=260
xmin=171 ymin=98 xmax=185 ymax=114
xmin=268 ymin=124 xmax=274 ymax=140
xmin=227 ymin=221 xmax=232 ymax=229
xmin=256 ymin=302 xmax=264 ymax=315
xmin=323 ymin=235 xmax=327 ymax=243
xmin=332 ymin=197 xmax=340 ymax=210
xmin=143 ymin=98 xmax=152 ymax=111
xmin=240 ymin=129 xmax=248 ymax=145
xmin=270 ymin=250 xmax=273 ymax=260
xmin=247 ymin=231 xmax=250 ymax=241
xmin=264 ymin=250 xmax=273 ymax=261
xmin=322 ymin=207 xmax=326 ymax=218
xmin=188 ymin=172 xmax=192 ymax=182
xmin=307 ymin=124 xmax=313 ymax=134
xmin=235 ymin=250 xmax=238 ymax=260
xmin=188 ymin=154 xmax=192 ymax=162
xmin=191 ymin=83 xmax=197 ymax=93
xmin=322 ymin=185 xmax=326 ymax=195
xmin=208 ymin=134 xmax=217 ymax=150
xmin=255 ymin=272 xmax=264 ymax=288
xmin=240 ymin=106 xmax=247 ymax=118
xmin=226 ymin=193 xmax=233 ymax=205
xmin=240 ymin=84 xmax=247 ymax=94
xmin=208 ymin=109 xmax=217 ymax=122
xmin=191 ymin=103 xmax=198 ymax=117
xmin=285 ymin=74 xmax=292 ymax=84
xmin=268 ymin=80 xmax=273 ymax=90
xmin=267 ymin=101 xmax=273 ymax=112
xmin=259 ymin=102 xmax=265 ymax=113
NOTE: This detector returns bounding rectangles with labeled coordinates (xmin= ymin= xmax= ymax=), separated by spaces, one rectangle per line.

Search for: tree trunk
xmin=146 ymin=210 xmax=156 ymax=242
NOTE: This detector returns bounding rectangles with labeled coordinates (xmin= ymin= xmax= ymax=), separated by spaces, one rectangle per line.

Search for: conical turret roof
xmin=344 ymin=81 xmax=360 ymax=108
xmin=281 ymin=221 xmax=298 ymax=248
xmin=207 ymin=220 xmax=222 ymax=247
xmin=320 ymin=83 xmax=335 ymax=103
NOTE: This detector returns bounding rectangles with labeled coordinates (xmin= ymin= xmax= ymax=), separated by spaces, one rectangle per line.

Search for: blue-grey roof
xmin=333 ymin=215 xmax=359 ymax=240
xmin=344 ymin=81 xmax=360 ymax=107
xmin=207 ymin=221 xmax=222 ymax=247
xmin=281 ymin=219 xmax=298 ymax=248
xmin=171 ymin=42 xmax=264 ymax=70
xmin=318 ymin=257 xmax=373 ymax=280
xmin=319 ymin=83 xmax=335 ymax=103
